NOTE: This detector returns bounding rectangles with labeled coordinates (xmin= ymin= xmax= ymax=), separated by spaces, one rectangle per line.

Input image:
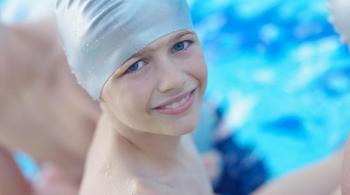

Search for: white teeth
xmin=164 ymin=94 xmax=190 ymax=109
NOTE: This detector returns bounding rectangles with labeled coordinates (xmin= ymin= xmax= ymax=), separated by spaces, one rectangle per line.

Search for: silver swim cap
xmin=56 ymin=0 xmax=193 ymax=100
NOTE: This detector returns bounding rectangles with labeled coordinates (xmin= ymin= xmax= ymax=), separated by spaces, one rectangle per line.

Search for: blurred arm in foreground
xmin=0 ymin=16 xmax=100 ymax=194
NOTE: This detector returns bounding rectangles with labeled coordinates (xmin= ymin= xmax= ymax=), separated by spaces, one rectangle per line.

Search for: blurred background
xmin=0 ymin=0 xmax=349 ymax=192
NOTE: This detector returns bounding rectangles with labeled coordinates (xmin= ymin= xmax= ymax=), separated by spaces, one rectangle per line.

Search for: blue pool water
xmin=1 ymin=0 xmax=350 ymax=180
xmin=190 ymin=0 xmax=350 ymax=178
xmin=14 ymin=153 xmax=39 ymax=180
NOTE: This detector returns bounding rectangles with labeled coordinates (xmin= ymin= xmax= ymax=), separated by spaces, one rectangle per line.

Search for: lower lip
xmin=154 ymin=89 xmax=196 ymax=115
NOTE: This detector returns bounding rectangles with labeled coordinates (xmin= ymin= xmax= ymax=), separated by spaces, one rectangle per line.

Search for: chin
xmin=164 ymin=127 xmax=195 ymax=137
xmin=166 ymin=113 xmax=200 ymax=136
xmin=175 ymin=103 xmax=202 ymax=135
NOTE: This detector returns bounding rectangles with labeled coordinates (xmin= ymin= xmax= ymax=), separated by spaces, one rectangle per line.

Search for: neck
xmin=89 ymin=112 xmax=213 ymax=194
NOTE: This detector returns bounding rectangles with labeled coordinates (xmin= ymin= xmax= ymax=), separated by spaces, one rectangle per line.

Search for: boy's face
xmin=101 ymin=30 xmax=207 ymax=136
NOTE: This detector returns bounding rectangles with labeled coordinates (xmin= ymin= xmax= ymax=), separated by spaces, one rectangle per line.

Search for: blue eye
xmin=125 ymin=60 xmax=145 ymax=74
xmin=172 ymin=40 xmax=191 ymax=52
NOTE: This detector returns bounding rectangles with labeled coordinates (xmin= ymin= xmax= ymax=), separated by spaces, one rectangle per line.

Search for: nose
xmin=156 ymin=57 xmax=186 ymax=94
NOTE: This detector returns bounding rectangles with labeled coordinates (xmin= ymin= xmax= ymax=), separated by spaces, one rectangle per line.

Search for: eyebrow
xmin=172 ymin=30 xmax=195 ymax=44
xmin=133 ymin=30 xmax=195 ymax=59
xmin=115 ymin=30 xmax=195 ymax=75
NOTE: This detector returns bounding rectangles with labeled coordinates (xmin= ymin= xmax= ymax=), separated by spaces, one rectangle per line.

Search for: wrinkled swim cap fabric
xmin=56 ymin=0 xmax=193 ymax=100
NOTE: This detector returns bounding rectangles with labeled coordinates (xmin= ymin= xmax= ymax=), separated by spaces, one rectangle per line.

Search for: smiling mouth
xmin=153 ymin=88 xmax=197 ymax=115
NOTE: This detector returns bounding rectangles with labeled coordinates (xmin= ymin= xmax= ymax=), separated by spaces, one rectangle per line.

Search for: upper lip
xmin=153 ymin=88 xmax=196 ymax=109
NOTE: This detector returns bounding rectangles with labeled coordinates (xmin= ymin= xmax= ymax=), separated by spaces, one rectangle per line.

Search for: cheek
xmin=117 ymin=78 xmax=152 ymax=112
xmin=106 ymin=88 xmax=140 ymax=126
xmin=186 ymin=51 xmax=208 ymax=92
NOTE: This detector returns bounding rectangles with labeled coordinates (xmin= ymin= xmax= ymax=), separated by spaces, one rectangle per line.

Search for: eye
xmin=172 ymin=40 xmax=192 ymax=52
xmin=125 ymin=60 xmax=145 ymax=74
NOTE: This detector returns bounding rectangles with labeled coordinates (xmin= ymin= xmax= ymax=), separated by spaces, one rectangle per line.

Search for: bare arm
xmin=0 ymin=15 xmax=99 ymax=183
xmin=0 ymin=16 xmax=97 ymax=195
xmin=0 ymin=15 xmax=60 ymax=94
xmin=330 ymin=187 xmax=341 ymax=195
xmin=253 ymin=150 xmax=343 ymax=195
